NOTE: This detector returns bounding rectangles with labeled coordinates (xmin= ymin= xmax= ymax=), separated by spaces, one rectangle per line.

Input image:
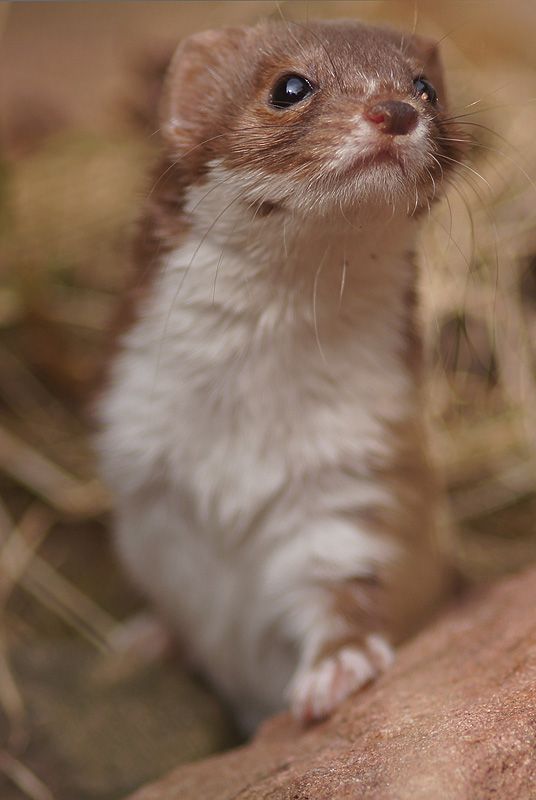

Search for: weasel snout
xmin=365 ymin=100 xmax=419 ymax=136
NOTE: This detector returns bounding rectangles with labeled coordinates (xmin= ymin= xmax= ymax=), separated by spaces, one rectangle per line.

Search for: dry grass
xmin=0 ymin=1 xmax=535 ymax=797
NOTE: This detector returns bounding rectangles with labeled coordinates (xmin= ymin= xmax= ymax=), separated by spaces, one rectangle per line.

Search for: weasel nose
xmin=365 ymin=101 xmax=419 ymax=136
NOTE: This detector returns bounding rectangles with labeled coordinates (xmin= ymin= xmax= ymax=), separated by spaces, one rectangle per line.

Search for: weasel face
xmin=161 ymin=20 xmax=467 ymax=217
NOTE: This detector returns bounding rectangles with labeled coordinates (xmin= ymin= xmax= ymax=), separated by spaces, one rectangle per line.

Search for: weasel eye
xmin=413 ymin=77 xmax=438 ymax=105
xmin=270 ymin=74 xmax=314 ymax=109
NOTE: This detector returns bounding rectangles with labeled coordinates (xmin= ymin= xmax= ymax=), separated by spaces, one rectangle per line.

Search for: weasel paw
xmin=289 ymin=634 xmax=394 ymax=723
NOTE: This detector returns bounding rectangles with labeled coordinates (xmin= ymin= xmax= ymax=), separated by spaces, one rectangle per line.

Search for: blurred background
xmin=0 ymin=2 xmax=535 ymax=798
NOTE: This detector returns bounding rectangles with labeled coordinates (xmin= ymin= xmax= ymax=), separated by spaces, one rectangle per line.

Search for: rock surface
xmin=128 ymin=567 xmax=536 ymax=800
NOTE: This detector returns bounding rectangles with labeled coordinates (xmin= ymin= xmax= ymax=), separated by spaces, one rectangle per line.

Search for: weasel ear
xmin=407 ymin=34 xmax=447 ymax=106
xmin=159 ymin=27 xmax=249 ymax=149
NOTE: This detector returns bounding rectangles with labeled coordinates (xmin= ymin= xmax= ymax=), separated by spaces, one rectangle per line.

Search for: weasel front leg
xmin=278 ymin=519 xmax=447 ymax=723
xmin=288 ymin=609 xmax=394 ymax=723
xmin=263 ymin=516 xmax=400 ymax=723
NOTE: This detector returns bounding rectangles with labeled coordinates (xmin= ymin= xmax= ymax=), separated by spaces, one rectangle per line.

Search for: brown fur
xmin=159 ymin=20 xmax=463 ymax=190
xmin=320 ymin=267 xmax=451 ymax=652
xmin=101 ymin=156 xmax=194 ymax=381
xmin=320 ymin=407 xmax=452 ymax=657
xmin=106 ymin=19 xmax=465 ymax=360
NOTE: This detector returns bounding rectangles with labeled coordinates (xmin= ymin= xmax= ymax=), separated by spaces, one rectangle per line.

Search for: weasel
xmin=98 ymin=19 xmax=465 ymax=732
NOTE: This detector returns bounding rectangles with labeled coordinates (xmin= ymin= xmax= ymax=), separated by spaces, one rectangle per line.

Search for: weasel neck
xmin=176 ymin=186 xmax=420 ymax=320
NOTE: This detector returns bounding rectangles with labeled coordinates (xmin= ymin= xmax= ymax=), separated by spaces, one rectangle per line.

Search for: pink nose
xmin=365 ymin=101 xmax=418 ymax=136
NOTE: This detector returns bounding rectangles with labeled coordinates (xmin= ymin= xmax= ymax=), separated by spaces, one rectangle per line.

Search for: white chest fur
xmin=99 ymin=198 xmax=421 ymax=728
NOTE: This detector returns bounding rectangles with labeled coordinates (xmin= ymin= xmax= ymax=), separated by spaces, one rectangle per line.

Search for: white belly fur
xmin=99 ymin=217 xmax=423 ymax=728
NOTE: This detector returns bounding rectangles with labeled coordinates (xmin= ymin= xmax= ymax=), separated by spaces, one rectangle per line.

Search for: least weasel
xmin=98 ymin=19 xmax=465 ymax=731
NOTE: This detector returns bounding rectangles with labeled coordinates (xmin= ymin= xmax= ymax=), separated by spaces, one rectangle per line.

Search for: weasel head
xmin=159 ymin=19 xmax=467 ymax=222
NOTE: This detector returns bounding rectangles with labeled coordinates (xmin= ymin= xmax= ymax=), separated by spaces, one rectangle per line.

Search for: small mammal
xmin=99 ymin=19 xmax=464 ymax=731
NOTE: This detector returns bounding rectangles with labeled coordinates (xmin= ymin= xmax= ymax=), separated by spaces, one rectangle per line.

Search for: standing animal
xmin=98 ymin=19 xmax=464 ymax=732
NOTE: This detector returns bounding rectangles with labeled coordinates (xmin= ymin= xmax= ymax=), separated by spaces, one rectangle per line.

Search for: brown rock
xmin=128 ymin=567 xmax=536 ymax=800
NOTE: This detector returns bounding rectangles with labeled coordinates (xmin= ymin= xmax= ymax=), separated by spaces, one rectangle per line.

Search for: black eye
xmin=413 ymin=77 xmax=438 ymax=105
xmin=270 ymin=74 xmax=314 ymax=109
